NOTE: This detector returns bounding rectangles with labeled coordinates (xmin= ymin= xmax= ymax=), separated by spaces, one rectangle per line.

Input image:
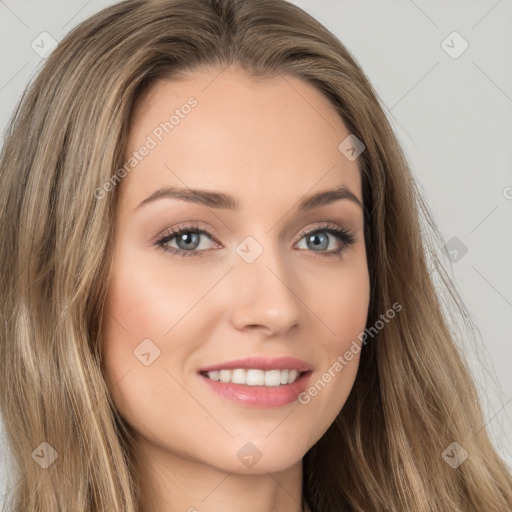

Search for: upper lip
xmin=198 ymin=356 xmax=313 ymax=373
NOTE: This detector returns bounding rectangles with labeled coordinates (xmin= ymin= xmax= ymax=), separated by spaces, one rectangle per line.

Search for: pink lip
xmin=198 ymin=371 xmax=313 ymax=408
xmin=197 ymin=356 xmax=313 ymax=373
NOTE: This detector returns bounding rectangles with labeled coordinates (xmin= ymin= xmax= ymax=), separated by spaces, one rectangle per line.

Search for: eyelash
xmin=154 ymin=221 xmax=356 ymax=258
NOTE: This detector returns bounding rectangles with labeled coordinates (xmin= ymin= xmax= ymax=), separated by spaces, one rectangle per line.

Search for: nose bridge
xmin=229 ymin=234 xmax=302 ymax=333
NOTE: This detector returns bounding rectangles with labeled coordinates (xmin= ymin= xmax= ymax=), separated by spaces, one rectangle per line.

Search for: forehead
xmin=119 ymin=67 xmax=362 ymax=214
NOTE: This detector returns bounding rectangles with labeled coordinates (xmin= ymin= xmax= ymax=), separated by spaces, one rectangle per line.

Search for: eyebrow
xmin=134 ymin=184 xmax=363 ymax=211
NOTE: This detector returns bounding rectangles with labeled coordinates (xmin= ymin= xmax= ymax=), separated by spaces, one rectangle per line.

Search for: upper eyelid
xmin=156 ymin=223 xmax=221 ymax=245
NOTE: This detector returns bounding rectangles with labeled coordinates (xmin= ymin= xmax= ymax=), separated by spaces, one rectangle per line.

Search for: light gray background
xmin=1 ymin=0 xmax=511 ymax=505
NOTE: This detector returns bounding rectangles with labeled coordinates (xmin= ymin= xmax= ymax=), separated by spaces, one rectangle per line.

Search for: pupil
xmin=309 ymin=233 xmax=328 ymax=251
xmin=178 ymin=232 xmax=199 ymax=249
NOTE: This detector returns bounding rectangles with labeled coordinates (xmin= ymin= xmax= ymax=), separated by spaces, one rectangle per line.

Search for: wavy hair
xmin=0 ymin=0 xmax=511 ymax=510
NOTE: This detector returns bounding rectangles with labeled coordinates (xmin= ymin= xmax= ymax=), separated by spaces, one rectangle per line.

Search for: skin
xmin=101 ymin=66 xmax=370 ymax=512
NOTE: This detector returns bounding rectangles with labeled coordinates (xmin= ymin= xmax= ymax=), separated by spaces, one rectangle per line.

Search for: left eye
xmin=296 ymin=230 xmax=341 ymax=252
xmin=155 ymin=223 xmax=355 ymax=257
xmin=164 ymin=230 xmax=212 ymax=252
xmin=155 ymin=225 xmax=219 ymax=257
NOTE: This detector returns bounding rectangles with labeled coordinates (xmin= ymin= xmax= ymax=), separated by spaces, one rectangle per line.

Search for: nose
xmin=228 ymin=238 xmax=303 ymax=336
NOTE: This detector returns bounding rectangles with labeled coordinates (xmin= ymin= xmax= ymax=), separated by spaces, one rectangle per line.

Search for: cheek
xmin=311 ymin=251 xmax=370 ymax=352
xmin=101 ymin=243 xmax=214 ymax=361
xmin=103 ymin=248 xmax=196 ymax=335
xmin=100 ymin=250 xmax=169 ymax=398
xmin=100 ymin=246 xmax=224 ymax=418
xmin=321 ymin=281 xmax=369 ymax=344
xmin=298 ymin=256 xmax=369 ymax=431
xmin=99 ymin=260 xmax=199 ymax=439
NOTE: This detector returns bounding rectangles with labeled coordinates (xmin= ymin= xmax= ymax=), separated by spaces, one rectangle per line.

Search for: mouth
xmin=197 ymin=356 xmax=313 ymax=408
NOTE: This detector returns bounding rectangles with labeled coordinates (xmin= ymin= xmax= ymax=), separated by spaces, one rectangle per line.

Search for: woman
xmin=0 ymin=0 xmax=510 ymax=511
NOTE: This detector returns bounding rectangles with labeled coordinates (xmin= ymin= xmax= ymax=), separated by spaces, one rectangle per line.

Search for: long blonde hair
xmin=0 ymin=0 xmax=510 ymax=510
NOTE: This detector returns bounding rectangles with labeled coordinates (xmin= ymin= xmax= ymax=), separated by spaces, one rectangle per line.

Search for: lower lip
xmin=198 ymin=371 xmax=312 ymax=408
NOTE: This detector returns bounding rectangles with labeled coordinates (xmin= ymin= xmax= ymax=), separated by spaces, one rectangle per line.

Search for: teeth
xmin=219 ymin=370 xmax=231 ymax=383
xmin=205 ymin=368 xmax=302 ymax=386
xmin=247 ymin=369 xmax=264 ymax=386
xmin=231 ymin=369 xmax=246 ymax=384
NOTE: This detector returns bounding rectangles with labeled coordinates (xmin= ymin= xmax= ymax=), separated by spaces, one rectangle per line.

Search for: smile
xmin=202 ymin=368 xmax=302 ymax=386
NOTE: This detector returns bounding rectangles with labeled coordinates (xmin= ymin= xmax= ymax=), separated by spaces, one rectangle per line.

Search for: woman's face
xmin=101 ymin=66 xmax=370 ymax=475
